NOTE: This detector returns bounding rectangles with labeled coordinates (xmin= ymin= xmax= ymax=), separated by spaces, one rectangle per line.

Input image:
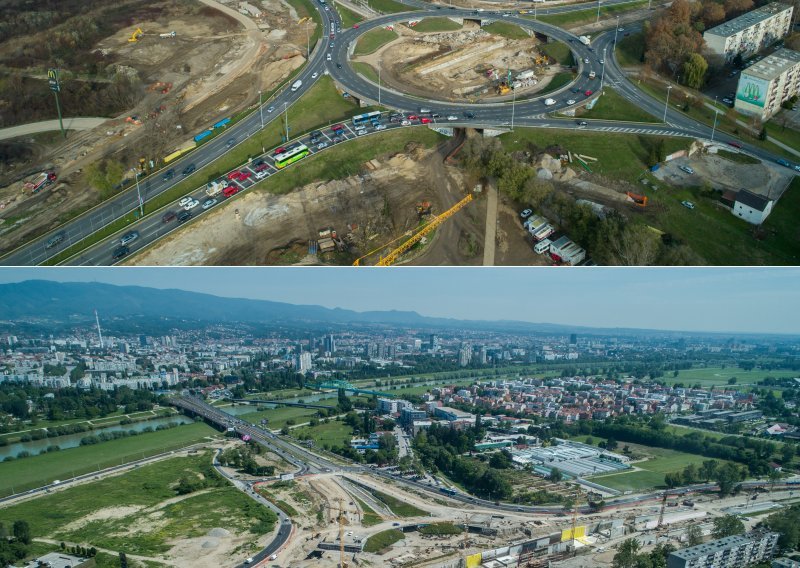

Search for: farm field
xmin=292 ymin=420 xmax=354 ymax=448
xmin=659 ymin=367 xmax=797 ymax=387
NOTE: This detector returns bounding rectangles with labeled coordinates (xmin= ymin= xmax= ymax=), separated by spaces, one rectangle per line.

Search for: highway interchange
xmin=0 ymin=0 xmax=792 ymax=266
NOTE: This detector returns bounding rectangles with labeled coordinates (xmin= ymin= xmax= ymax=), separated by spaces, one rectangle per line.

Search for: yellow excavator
xmin=128 ymin=27 xmax=144 ymax=42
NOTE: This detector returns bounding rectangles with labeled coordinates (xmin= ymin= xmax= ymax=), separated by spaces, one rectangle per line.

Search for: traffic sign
xmin=47 ymin=68 xmax=60 ymax=92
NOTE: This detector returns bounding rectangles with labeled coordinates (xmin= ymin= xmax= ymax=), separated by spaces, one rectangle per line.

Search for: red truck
xmin=24 ymin=171 xmax=57 ymax=193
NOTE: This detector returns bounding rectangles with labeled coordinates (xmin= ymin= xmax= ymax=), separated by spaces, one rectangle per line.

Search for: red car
xmin=585 ymin=90 xmax=593 ymax=96
xmin=223 ymin=186 xmax=240 ymax=198
xmin=237 ymin=171 xmax=252 ymax=181
xmin=407 ymin=114 xmax=419 ymax=121
xmin=728 ymin=141 xmax=743 ymax=149
xmin=420 ymin=117 xmax=432 ymax=124
xmin=273 ymin=147 xmax=286 ymax=157
xmin=227 ymin=170 xmax=241 ymax=180
xmin=329 ymin=33 xmax=335 ymax=39
xmin=353 ymin=24 xmax=359 ymax=29
xmin=254 ymin=161 xmax=269 ymax=172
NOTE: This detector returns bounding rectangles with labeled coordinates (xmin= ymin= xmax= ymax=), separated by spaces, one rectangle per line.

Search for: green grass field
xmin=355 ymin=496 xmax=383 ymax=526
xmin=335 ymin=2 xmax=363 ymax=27
xmin=578 ymin=87 xmax=659 ymax=123
xmin=538 ymin=72 xmax=575 ymax=95
xmin=354 ymin=28 xmax=398 ymax=55
xmin=537 ymin=0 xmax=649 ymax=27
xmin=412 ymin=17 xmax=463 ymax=32
xmin=615 ymin=32 xmax=644 ymax=67
xmin=539 ymin=42 xmax=575 ymax=66
xmin=483 ymin=22 xmax=530 ymax=40
xmin=352 ymin=61 xmax=380 ymax=83
xmin=0 ymin=453 xmax=276 ymax=556
xmin=364 ymin=529 xmax=405 ymax=552
xmin=366 ymin=487 xmax=428 ymax=517
xmin=366 ymin=0 xmax=418 ymax=13
xmin=717 ymin=149 xmax=761 ymax=164
xmin=660 ymin=367 xmax=798 ymax=386
xmin=239 ymin=406 xmax=322 ymax=429
xmin=0 ymin=422 xmax=217 ymax=496
xmin=766 ymin=114 xmax=800 ymax=151
xmin=292 ymin=420 xmax=354 ymax=448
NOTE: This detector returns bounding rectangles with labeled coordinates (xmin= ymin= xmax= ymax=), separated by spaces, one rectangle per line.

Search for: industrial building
xmin=704 ymin=3 xmax=793 ymax=64
xmin=510 ymin=439 xmax=630 ymax=479
xmin=734 ymin=48 xmax=800 ymax=120
xmin=666 ymin=531 xmax=779 ymax=568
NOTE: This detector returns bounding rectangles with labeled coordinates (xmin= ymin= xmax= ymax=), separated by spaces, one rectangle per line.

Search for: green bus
xmin=275 ymin=144 xmax=310 ymax=169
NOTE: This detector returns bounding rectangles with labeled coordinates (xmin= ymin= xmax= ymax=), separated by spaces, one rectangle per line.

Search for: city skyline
xmin=0 ymin=268 xmax=798 ymax=334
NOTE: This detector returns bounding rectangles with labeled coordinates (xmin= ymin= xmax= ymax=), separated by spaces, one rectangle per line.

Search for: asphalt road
xmin=2 ymin=0 xmax=794 ymax=266
xmin=0 ymin=117 xmax=108 ymax=141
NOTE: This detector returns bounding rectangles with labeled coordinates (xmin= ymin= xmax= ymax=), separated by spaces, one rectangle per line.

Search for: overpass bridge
xmin=229 ymin=398 xmax=332 ymax=410
xmin=314 ymin=380 xmax=396 ymax=398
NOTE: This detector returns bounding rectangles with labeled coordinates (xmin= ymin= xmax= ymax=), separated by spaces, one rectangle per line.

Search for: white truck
xmin=206 ymin=180 xmax=228 ymax=197
xmin=579 ymin=35 xmax=591 ymax=46
xmin=291 ymin=79 xmax=303 ymax=92
xmin=588 ymin=70 xmax=596 ymax=79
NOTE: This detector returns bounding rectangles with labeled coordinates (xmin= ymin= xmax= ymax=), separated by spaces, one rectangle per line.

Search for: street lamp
xmin=600 ymin=47 xmax=607 ymax=91
xmin=663 ymin=84 xmax=673 ymax=123
xmin=284 ymin=102 xmax=289 ymax=142
xmin=258 ymin=90 xmax=263 ymax=129
xmin=306 ymin=19 xmax=310 ymax=59
xmin=613 ymin=16 xmax=620 ymax=50
xmin=378 ymin=66 xmax=381 ymax=106
xmin=133 ymin=169 xmax=144 ymax=217
xmin=711 ymin=95 xmax=720 ymax=141
xmin=511 ymin=84 xmax=516 ymax=131
xmin=596 ymin=0 xmax=602 ymax=23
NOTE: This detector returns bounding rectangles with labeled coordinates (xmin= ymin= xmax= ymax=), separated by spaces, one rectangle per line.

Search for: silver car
xmin=120 ymin=231 xmax=139 ymax=245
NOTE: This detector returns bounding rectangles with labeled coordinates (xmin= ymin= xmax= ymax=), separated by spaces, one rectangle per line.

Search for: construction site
xmin=352 ymin=19 xmax=570 ymax=102
xmin=0 ymin=0 xmax=315 ymax=256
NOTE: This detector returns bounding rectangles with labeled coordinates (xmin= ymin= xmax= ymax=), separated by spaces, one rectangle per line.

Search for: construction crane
xmin=570 ymin=487 xmax=582 ymax=555
xmin=353 ymin=194 xmax=473 ymax=266
xmin=329 ymin=497 xmax=348 ymax=568
xmin=128 ymin=27 xmax=144 ymax=42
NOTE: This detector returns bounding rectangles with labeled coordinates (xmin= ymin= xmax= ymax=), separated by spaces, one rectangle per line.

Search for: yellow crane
xmin=128 ymin=27 xmax=144 ymax=42
xmin=353 ymin=194 xmax=473 ymax=266
xmin=330 ymin=497 xmax=348 ymax=568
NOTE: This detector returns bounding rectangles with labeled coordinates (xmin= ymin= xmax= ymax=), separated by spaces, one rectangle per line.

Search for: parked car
xmin=374 ymin=124 xmax=386 ymax=131
xmin=317 ymin=141 xmax=329 ymax=149
xmin=203 ymin=198 xmax=218 ymax=209
xmin=237 ymin=171 xmax=252 ymax=181
xmin=401 ymin=120 xmax=411 ymax=126
xmin=120 ymin=231 xmax=139 ymax=245
xmin=407 ymin=114 xmax=419 ymax=120
xmin=254 ymin=161 xmax=269 ymax=172
xmin=520 ymin=209 xmax=533 ymax=218
xmin=680 ymin=165 xmax=694 ymax=174
xmin=420 ymin=117 xmax=432 ymax=124
xmin=681 ymin=200 xmax=695 ymax=209
xmin=722 ymin=97 xmax=733 ymax=105
xmin=255 ymin=170 xmax=268 ymax=179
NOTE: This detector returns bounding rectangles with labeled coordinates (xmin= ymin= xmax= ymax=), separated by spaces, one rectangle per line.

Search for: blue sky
xmin=0 ymin=268 xmax=797 ymax=333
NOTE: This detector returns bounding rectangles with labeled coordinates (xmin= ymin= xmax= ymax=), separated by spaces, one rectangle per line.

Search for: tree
xmin=549 ymin=467 xmax=563 ymax=483
xmin=687 ymin=524 xmax=703 ymax=546
xmin=728 ymin=377 xmax=737 ymax=385
xmin=119 ymin=552 xmax=128 ymax=568
xmin=610 ymin=224 xmax=663 ymax=266
xmin=702 ymin=2 xmax=726 ymax=27
xmin=701 ymin=460 xmax=718 ymax=482
xmin=768 ymin=467 xmax=782 ymax=491
xmin=683 ymin=54 xmax=708 ymax=89
xmin=613 ymin=538 xmax=642 ymax=568
xmin=521 ymin=177 xmax=554 ymax=208
xmin=665 ymin=471 xmax=683 ymax=488
xmin=759 ymin=127 xmax=768 ymax=141
xmin=712 ymin=514 xmax=745 ymax=539
xmin=781 ymin=444 xmax=795 ymax=466
xmin=337 ymin=388 xmax=352 ymax=413
xmin=715 ymin=462 xmax=743 ymax=496
xmin=85 ymin=159 xmax=125 ymax=194
xmin=12 ymin=520 xmax=30 ymax=545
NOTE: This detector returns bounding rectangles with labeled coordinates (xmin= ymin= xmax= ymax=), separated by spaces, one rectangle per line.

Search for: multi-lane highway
xmin=1 ymin=0 xmax=790 ymax=266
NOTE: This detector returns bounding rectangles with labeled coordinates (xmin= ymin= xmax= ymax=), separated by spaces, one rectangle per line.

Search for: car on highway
xmin=162 ymin=169 xmax=175 ymax=181
xmin=777 ymin=158 xmax=792 ymax=167
xmin=255 ymin=170 xmax=268 ymax=180
xmin=577 ymin=120 xmax=588 ymax=127
xmin=336 ymin=63 xmax=342 ymax=69
xmin=226 ymin=138 xmax=235 ymax=148
xmin=584 ymin=58 xmax=590 ymax=64
xmin=374 ymin=124 xmax=386 ymax=131
xmin=329 ymin=42 xmax=334 ymax=48
xmin=202 ymin=198 xmax=218 ymax=210
xmin=544 ymin=98 xmax=556 ymax=106
xmin=571 ymin=87 xmax=581 ymax=93
xmin=120 ymin=231 xmax=139 ymax=245
xmin=681 ymin=200 xmax=695 ymax=209
xmin=45 ymin=232 xmax=66 ymax=249
xmin=566 ymin=99 xmax=576 ymax=105
xmin=680 ymin=165 xmax=694 ymax=174
xmin=722 ymin=97 xmax=733 ymax=105
xmin=178 ymin=196 xmax=194 ymax=208
xmin=162 ymin=211 xmax=177 ymax=223
xmin=728 ymin=141 xmax=743 ymax=149
xmin=183 ymin=198 xmax=200 ymax=210
xmin=112 ymin=245 xmax=130 ymax=260
xmin=585 ymin=90 xmax=593 ymax=96
xmin=447 ymin=115 xmax=458 ymax=121
xmin=182 ymin=163 xmax=196 ymax=176
xmin=317 ymin=141 xmax=329 ymax=149
xmin=329 ymin=32 xmax=335 ymax=39
xmin=267 ymin=106 xmax=275 ymax=113
xmin=353 ymin=24 xmax=359 ymax=28
xmin=599 ymin=59 xmax=604 ymax=64
xmin=520 ymin=209 xmax=533 ymax=218
xmin=795 ymin=164 xmax=800 ymax=172
xmin=463 ymin=111 xmax=475 ymax=119
xmin=618 ymin=27 xmax=624 ymax=31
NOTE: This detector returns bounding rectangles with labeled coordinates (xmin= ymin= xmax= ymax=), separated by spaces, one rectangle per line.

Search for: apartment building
xmin=666 ymin=531 xmax=778 ymax=568
xmin=735 ymin=48 xmax=800 ymax=120
xmin=704 ymin=3 xmax=793 ymax=64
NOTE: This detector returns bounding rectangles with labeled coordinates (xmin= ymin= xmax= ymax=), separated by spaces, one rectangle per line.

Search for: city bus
xmin=274 ymin=144 xmax=310 ymax=169
xmin=352 ymin=111 xmax=381 ymax=127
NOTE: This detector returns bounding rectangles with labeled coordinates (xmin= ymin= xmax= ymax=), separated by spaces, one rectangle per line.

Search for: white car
xmin=584 ymin=58 xmax=590 ymax=64
xmin=202 ymin=198 xmax=217 ymax=210
xmin=566 ymin=99 xmax=576 ymax=105
xmin=266 ymin=106 xmax=275 ymax=113
xmin=356 ymin=129 xmax=367 ymax=136
xmin=374 ymin=124 xmax=386 ymax=130
xmin=255 ymin=170 xmax=268 ymax=180
xmin=401 ymin=120 xmax=410 ymax=126
xmin=178 ymin=196 xmax=194 ymax=208
xmin=317 ymin=141 xmax=329 ymax=149
xmin=447 ymin=115 xmax=458 ymax=121
xmin=183 ymin=198 xmax=200 ymax=210
xmin=681 ymin=200 xmax=695 ymax=210
xmin=544 ymin=98 xmax=556 ymax=106
xmin=680 ymin=165 xmax=695 ymax=174
xmin=312 ymin=72 xmax=318 ymax=79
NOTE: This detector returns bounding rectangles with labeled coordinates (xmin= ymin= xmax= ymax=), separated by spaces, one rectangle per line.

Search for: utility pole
xmin=663 ymin=84 xmax=673 ymax=123
xmin=378 ymin=66 xmax=382 ymax=106
xmin=711 ymin=95 xmax=719 ymax=141
xmin=511 ymin=84 xmax=516 ymax=131
xmin=600 ymin=46 xmax=607 ymax=92
xmin=613 ymin=16 xmax=620 ymax=50
xmin=258 ymin=90 xmax=264 ymax=129
xmin=596 ymin=0 xmax=602 ymax=23
xmin=133 ymin=169 xmax=144 ymax=217
xmin=47 ymin=68 xmax=66 ymax=139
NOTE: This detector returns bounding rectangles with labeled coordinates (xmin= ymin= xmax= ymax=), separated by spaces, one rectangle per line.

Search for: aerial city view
xmin=0 ymin=0 xmax=799 ymax=266
xmin=0 ymin=267 xmax=795 ymax=568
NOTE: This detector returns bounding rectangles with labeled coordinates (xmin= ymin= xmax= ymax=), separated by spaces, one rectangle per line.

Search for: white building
xmin=295 ymin=352 xmax=312 ymax=373
xmin=704 ymin=3 xmax=793 ymax=64
xmin=733 ymin=189 xmax=775 ymax=224
xmin=734 ymin=48 xmax=800 ymax=120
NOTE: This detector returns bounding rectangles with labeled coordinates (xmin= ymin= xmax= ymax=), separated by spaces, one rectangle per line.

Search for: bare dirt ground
xmin=654 ymin=151 xmax=794 ymax=202
xmin=130 ymin=142 xmax=487 ymax=266
xmin=0 ymin=0 xmax=313 ymax=256
xmin=353 ymin=22 xmax=566 ymax=102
